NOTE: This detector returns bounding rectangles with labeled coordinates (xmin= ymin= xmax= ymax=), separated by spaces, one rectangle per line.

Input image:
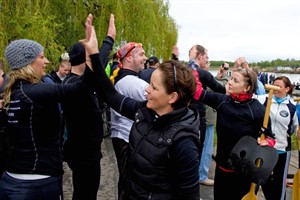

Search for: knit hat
xmin=5 ymin=39 xmax=44 ymax=70
xmin=147 ymin=56 xmax=159 ymax=65
xmin=68 ymin=42 xmax=85 ymax=66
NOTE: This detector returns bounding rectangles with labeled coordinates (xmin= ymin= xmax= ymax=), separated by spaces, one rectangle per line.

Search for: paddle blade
xmin=293 ymin=167 xmax=300 ymax=200
xmin=242 ymin=183 xmax=258 ymax=200
xmin=241 ymin=192 xmax=258 ymax=200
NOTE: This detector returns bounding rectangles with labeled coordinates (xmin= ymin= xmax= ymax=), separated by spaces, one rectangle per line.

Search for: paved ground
xmin=63 ymin=137 xmax=118 ymax=200
xmin=63 ymin=137 xmax=293 ymax=200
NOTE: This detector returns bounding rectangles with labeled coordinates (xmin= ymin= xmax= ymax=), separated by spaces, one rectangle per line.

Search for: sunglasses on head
xmin=120 ymin=43 xmax=142 ymax=60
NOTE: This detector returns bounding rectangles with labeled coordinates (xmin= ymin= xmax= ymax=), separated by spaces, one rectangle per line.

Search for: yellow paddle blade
xmin=293 ymin=169 xmax=300 ymax=200
xmin=242 ymin=184 xmax=258 ymax=200
xmin=242 ymin=192 xmax=258 ymax=200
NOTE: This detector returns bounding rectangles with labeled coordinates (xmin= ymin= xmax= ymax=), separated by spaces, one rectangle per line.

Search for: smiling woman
xmin=257 ymin=76 xmax=299 ymax=200
xmin=87 ymin=20 xmax=202 ymax=198
xmin=94 ymin=59 xmax=202 ymax=200
xmin=196 ymin=68 xmax=276 ymax=200
xmin=0 ymin=37 xmax=98 ymax=200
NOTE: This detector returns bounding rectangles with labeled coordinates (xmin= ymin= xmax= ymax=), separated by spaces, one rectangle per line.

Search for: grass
xmin=292 ymin=134 xmax=298 ymax=150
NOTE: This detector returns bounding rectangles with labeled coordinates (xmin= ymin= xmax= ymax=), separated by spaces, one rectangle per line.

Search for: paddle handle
xmin=262 ymin=84 xmax=280 ymax=140
xmin=248 ymin=85 xmax=280 ymax=193
xmin=242 ymin=85 xmax=279 ymax=200
xmin=249 ymin=183 xmax=256 ymax=194
xmin=294 ymin=97 xmax=300 ymax=102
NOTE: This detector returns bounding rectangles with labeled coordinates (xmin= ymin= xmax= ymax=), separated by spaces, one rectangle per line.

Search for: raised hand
xmin=79 ymin=14 xmax=99 ymax=70
xmin=172 ymin=45 xmax=179 ymax=57
xmin=81 ymin=14 xmax=99 ymax=55
xmin=107 ymin=14 xmax=116 ymax=40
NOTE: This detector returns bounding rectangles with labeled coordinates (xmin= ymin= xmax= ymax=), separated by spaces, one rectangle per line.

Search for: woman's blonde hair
xmin=3 ymin=65 xmax=40 ymax=108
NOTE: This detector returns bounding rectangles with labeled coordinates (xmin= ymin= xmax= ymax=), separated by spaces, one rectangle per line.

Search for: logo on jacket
xmin=279 ymin=110 xmax=289 ymax=118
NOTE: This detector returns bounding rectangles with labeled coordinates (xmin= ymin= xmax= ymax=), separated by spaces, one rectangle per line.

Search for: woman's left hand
xmin=257 ymin=138 xmax=268 ymax=146
xmin=80 ymin=14 xmax=99 ymax=56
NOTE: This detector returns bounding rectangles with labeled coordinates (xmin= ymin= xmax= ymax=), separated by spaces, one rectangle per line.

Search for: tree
xmin=0 ymin=0 xmax=178 ymax=72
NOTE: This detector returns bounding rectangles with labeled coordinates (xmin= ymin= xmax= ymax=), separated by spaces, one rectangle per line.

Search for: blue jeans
xmin=199 ymin=124 xmax=214 ymax=181
xmin=0 ymin=172 xmax=63 ymax=200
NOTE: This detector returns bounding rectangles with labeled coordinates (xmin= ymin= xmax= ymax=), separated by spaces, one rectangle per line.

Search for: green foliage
xmin=292 ymin=134 xmax=298 ymax=151
xmin=0 ymin=0 xmax=178 ymax=72
xmin=2 ymin=0 xmax=297 ymax=74
xmin=210 ymin=59 xmax=300 ymax=72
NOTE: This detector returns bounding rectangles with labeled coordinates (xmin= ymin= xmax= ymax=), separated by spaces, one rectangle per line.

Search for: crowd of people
xmin=0 ymin=13 xmax=299 ymax=200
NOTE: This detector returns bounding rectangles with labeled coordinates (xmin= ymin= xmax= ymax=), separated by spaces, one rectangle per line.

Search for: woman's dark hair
xmin=238 ymin=69 xmax=258 ymax=94
xmin=273 ymin=76 xmax=294 ymax=94
xmin=158 ymin=60 xmax=196 ymax=109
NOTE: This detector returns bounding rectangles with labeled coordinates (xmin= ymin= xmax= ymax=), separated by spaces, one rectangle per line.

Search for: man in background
xmin=110 ymin=42 xmax=148 ymax=199
xmin=139 ymin=56 xmax=159 ymax=83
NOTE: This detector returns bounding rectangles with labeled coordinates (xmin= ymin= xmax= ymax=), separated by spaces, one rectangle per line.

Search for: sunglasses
xmin=173 ymin=65 xmax=179 ymax=92
xmin=245 ymin=69 xmax=252 ymax=87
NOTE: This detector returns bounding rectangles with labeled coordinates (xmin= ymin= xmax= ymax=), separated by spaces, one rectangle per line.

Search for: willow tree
xmin=0 ymin=0 xmax=67 ymax=71
xmin=0 ymin=0 xmax=178 ymax=72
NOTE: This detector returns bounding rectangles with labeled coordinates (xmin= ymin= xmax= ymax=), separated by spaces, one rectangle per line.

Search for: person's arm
xmin=170 ymin=138 xmax=200 ymax=200
xmin=25 ymin=66 xmax=94 ymax=104
xmin=99 ymin=14 xmax=116 ymax=67
xmin=215 ymin=63 xmax=229 ymax=81
xmin=171 ymin=45 xmax=179 ymax=61
xmin=198 ymin=68 xmax=225 ymax=93
xmin=232 ymin=57 xmax=247 ymax=71
xmin=90 ymin=54 xmax=139 ymax=120
xmin=191 ymin=68 xmax=225 ymax=109
xmin=99 ymin=36 xmax=114 ymax=67
xmin=82 ymin=14 xmax=140 ymax=120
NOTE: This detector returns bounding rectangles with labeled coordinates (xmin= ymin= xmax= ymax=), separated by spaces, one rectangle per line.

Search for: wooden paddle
xmin=292 ymin=97 xmax=300 ymax=200
xmin=242 ymin=84 xmax=280 ymax=200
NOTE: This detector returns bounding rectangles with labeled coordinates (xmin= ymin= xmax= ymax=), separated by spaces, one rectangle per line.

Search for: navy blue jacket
xmin=62 ymin=36 xmax=114 ymax=162
xmin=91 ymin=54 xmax=201 ymax=200
xmin=4 ymin=68 xmax=93 ymax=176
xmin=200 ymin=90 xmax=265 ymax=169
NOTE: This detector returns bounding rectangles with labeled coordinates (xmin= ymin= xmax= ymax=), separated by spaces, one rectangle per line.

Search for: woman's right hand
xmin=79 ymin=14 xmax=99 ymax=70
xmin=81 ymin=14 xmax=99 ymax=55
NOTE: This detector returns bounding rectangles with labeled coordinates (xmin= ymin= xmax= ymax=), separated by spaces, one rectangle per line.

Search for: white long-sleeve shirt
xmin=110 ymin=75 xmax=148 ymax=142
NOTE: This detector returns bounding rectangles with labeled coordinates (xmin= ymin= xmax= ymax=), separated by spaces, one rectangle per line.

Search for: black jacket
xmin=4 ymin=68 xmax=93 ymax=176
xmin=90 ymin=54 xmax=201 ymax=199
xmin=125 ymin=105 xmax=201 ymax=200
xmin=200 ymin=90 xmax=266 ymax=169
xmin=62 ymin=36 xmax=114 ymax=162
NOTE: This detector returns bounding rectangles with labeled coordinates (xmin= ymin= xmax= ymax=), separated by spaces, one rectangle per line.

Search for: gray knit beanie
xmin=5 ymin=39 xmax=44 ymax=70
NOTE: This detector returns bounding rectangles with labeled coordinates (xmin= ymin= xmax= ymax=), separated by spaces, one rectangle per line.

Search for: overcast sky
xmin=168 ymin=0 xmax=300 ymax=62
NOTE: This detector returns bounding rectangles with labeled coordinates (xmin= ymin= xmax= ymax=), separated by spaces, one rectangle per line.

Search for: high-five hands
xmin=80 ymin=14 xmax=99 ymax=56
xmin=80 ymin=13 xmax=115 ymax=70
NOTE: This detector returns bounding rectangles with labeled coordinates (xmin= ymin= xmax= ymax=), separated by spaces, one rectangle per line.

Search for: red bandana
xmin=230 ymin=93 xmax=253 ymax=102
